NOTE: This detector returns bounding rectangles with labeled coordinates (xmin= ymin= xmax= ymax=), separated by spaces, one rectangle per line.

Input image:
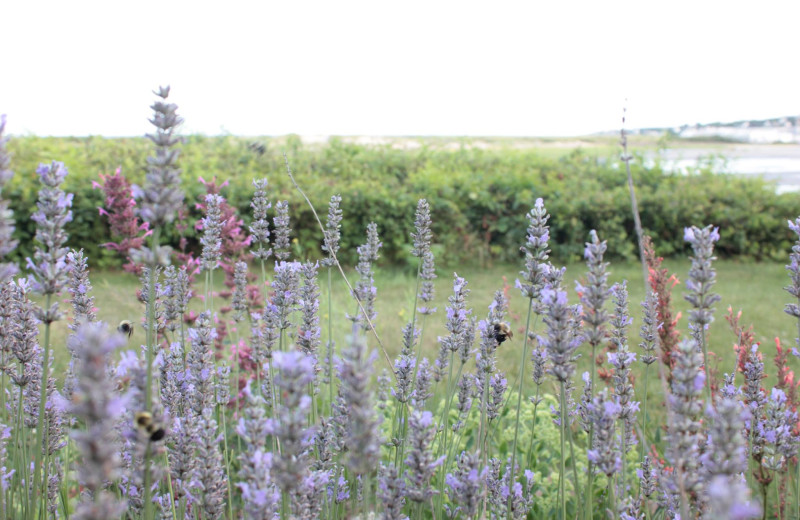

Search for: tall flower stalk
xmin=784 ymin=217 xmax=800 ymax=517
xmin=27 ymin=160 xmax=72 ymax=510
xmin=577 ymin=229 xmax=610 ymax=520
xmin=69 ymin=323 xmax=127 ymax=520
xmin=321 ymin=194 xmax=342 ymax=413
xmin=684 ymin=225 xmax=721 ymax=403
xmin=509 ymin=197 xmax=550 ymax=516
xmin=136 ymin=85 xmax=184 ymax=520
xmin=638 ymin=290 xmax=659 ymax=463
xmin=538 ymin=287 xmax=580 ymax=520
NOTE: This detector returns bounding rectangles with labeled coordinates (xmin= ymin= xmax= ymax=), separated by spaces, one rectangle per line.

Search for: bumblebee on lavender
xmin=134 ymin=411 xmax=166 ymax=442
xmin=117 ymin=320 xmax=134 ymax=339
xmin=491 ymin=321 xmax=513 ymax=344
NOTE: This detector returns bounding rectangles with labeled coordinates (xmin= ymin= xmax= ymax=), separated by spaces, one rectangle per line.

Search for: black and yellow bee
xmin=491 ymin=322 xmax=514 ymax=345
xmin=117 ymin=320 xmax=134 ymax=339
xmin=134 ymin=411 xmax=166 ymax=442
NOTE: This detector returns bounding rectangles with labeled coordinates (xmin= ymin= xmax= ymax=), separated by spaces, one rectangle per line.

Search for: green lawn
xmin=45 ymin=258 xmax=798 ymax=390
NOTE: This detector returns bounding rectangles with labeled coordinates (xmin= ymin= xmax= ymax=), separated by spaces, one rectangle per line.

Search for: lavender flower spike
xmin=270 ymin=350 xmax=315 ymax=495
xmin=404 ymin=410 xmax=444 ymax=503
xmin=200 ymin=193 xmax=223 ymax=272
xmin=538 ymin=288 xmax=580 ymax=383
xmin=321 ymin=194 xmax=342 ymax=267
xmin=0 ymin=115 xmax=18 ymax=281
xmin=139 ymin=86 xmax=184 ymax=227
xmin=69 ymin=322 xmax=127 ymax=520
xmin=273 ymin=200 xmax=292 ymax=261
xmin=338 ymin=328 xmax=382 ymax=476
xmin=411 ymin=198 xmax=432 ymax=258
xmin=249 ymin=178 xmax=273 ymax=261
xmin=27 ymin=161 xmax=73 ymax=302
xmin=586 ymin=390 xmax=622 ymax=476
xmin=517 ymin=197 xmax=550 ymax=305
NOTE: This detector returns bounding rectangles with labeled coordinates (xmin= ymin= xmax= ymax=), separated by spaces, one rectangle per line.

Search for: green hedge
xmin=5 ymin=136 xmax=799 ymax=268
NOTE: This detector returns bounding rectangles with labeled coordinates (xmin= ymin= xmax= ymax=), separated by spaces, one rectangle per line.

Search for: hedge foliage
xmin=5 ymin=135 xmax=799 ymax=268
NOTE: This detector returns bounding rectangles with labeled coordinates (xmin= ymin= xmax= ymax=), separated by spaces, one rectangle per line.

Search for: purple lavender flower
xmin=639 ymin=290 xmax=659 ymax=365
xmin=0 ymin=115 xmax=18 ymax=281
xmin=200 ymin=193 xmax=223 ymax=272
xmin=231 ymin=261 xmax=249 ymax=323
xmin=27 ymin=161 xmax=72 ymax=304
xmin=273 ymin=200 xmax=291 ymax=261
xmin=436 ymin=273 xmax=472 ymax=380
xmin=704 ymin=476 xmax=761 ymax=519
xmin=186 ymin=312 xmax=217 ymax=415
xmin=404 ymin=410 xmax=444 ymax=503
xmin=486 ymin=373 xmax=507 ymax=422
xmin=577 ymin=230 xmax=610 ymax=352
xmin=498 ymin=462 xmax=535 ymax=520
xmin=578 ymin=371 xmax=592 ymax=432
xmin=452 ymin=374 xmax=473 ymax=433
xmin=350 ymin=222 xmax=381 ymax=329
xmin=392 ymin=350 xmax=416 ymax=405
xmin=297 ymin=262 xmax=321 ymax=385
xmin=270 ymin=350 xmax=315 ymax=495
xmin=743 ymin=344 xmax=766 ymax=438
xmin=413 ymin=357 xmax=433 ymax=409
xmin=271 ymin=260 xmax=302 ymax=331
xmin=586 ymin=390 xmax=622 ymax=477
xmin=237 ymin=448 xmax=280 ymax=520
xmin=445 ymin=451 xmax=487 ymax=518
xmin=684 ymin=225 xmax=721 ymax=341
xmin=417 ymin=250 xmax=437 ymax=316
xmin=664 ymin=338 xmax=706 ymax=507
xmin=139 ymin=86 xmax=184 ymax=228
xmin=757 ymin=387 xmax=799 ymax=471
xmin=338 ymin=329 xmax=382 ymax=476
xmin=702 ymin=397 xmax=749 ymax=478
xmin=0 ymin=424 xmax=13 ymax=493
xmin=411 ymin=199 xmax=432 ymax=258
xmin=162 ymin=265 xmax=190 ymax=332
xmin=638 ymin=455 xmax=657 ymax=498
xmin=321 ymin=194 xmax=342 ymax=267
xmin=517 ymin=197 xmax=550 ymax=306
xmin=67 ymin=249 xmax=97 ymax=327
xmin=477 ymin=291 xmax=507 ymax=382
xmin=191 ymin=407 xmax=228 ymax=518
xmin=608 ymin=282 xmax=639 ymax=451
xmin=378 ymin=463 xmax=408 ymax=520
xmin=249 ymin=178 xmax=273 ymax=261
xmin=68 ymin=322 xmax=127 ymax=520
xmin=538 ymin=288 xmax=581 ymax=383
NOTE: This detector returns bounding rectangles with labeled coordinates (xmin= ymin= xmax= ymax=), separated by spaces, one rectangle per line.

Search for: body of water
xmin=646 ymin=145 xmax=800 ymax=194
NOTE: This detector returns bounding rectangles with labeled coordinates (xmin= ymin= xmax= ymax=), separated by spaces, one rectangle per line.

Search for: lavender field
xmin=1 ymin=87 xmax=799 ymax=520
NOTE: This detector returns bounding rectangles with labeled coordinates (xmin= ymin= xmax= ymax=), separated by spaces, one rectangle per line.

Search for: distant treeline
xmin=4 ymin=135 xmax=799 ymax=268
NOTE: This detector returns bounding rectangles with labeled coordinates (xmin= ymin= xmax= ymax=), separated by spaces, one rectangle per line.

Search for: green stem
xmin=221 ymin=407 xmax=234 ymax=520
xmin=508 ymin=300 xmax=533 ymax=517
xmin=584 ymin=342 xmax=597 ymax=520
xmin=327 ymin=267 xmax=335 ymax=415
xmin=32 ymin=293 xmax=52 ymax=514
xmin=700 ymin=330 xmax=712 ymax=404
xmin=144 ymin=225 xmax=161 ymax=520
xmin=559 ymin=381 xmax=567 ymax=520
xmin=526 ymin=388 xmax=540 ymax=470
xmin=640 ymin=363 xmax=650 ymax=464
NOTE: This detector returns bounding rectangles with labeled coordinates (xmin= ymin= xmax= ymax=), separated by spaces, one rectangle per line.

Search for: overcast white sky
xmin=2 ymin=0 xmax=798 ymax=137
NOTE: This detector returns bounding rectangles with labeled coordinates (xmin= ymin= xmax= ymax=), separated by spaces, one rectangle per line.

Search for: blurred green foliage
xmin=5 ymin=135 xmax=799 ymax=268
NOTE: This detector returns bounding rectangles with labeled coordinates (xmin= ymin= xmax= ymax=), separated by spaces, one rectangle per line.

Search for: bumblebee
xmin=134 ymin=411 xmax=166 ymax=442
xmin=117 ymin=320 xmax=134 ymax=339
xmin=491 ymin=322 xmax=513 ymax=345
